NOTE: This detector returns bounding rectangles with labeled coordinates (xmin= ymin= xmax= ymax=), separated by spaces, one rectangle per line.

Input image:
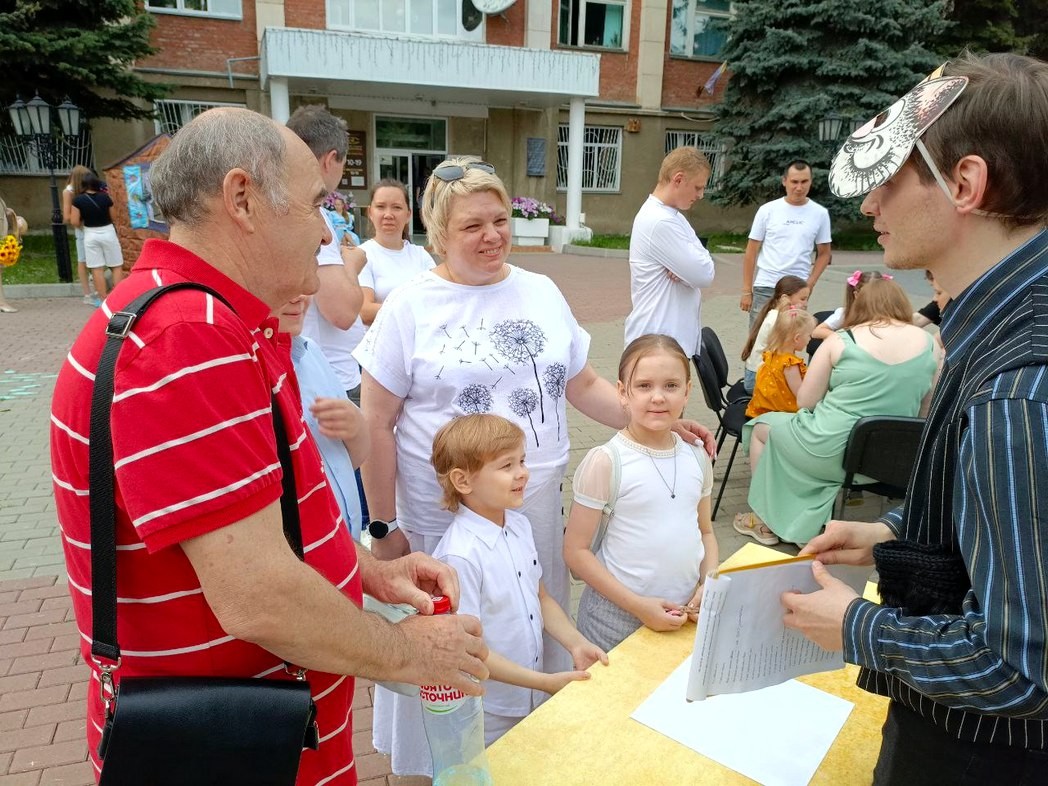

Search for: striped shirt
xmin=843 ymin=229 xmax=1048 ymax=747
xmin=50 ymin=240 xmax=362 ymax=784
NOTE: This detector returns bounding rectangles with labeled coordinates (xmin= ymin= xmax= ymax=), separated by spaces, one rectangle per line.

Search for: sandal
xmin=733 ymin=512 xmax=779 ymax=546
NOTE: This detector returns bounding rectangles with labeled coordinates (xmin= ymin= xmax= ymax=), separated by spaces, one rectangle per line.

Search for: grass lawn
xmin=573 ymin=228 xmax=882 ymax=253
xmin=1 ymin=234 xmax=78 ymax=285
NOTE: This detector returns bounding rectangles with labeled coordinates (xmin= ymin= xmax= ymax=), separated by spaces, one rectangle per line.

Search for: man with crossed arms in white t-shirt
xmin=624 ymin=146 xmax=715 ymax=359
xmin=741 ymin=160 xmax=832 ymax=328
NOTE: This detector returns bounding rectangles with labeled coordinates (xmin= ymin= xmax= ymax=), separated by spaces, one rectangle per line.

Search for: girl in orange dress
xmin=745 ymin=308 xmax=816 ymax=418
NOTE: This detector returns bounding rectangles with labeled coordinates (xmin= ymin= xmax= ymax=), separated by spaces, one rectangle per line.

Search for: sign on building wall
xmin=341 ymin=130 xmax=367 ymax=190
xmin=526 ymin=137 xmax=546 ymax=177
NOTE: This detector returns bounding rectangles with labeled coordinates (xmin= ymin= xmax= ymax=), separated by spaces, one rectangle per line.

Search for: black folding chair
xmin=694 ymin=351 xmax=751 ymax=520
xmin=807 ymin=309 xmax=835 ymax=362
xmin=701 ymin=327 xmax=748 ymax=405
xmin=837 ymin=415 xmax=925 ymax=518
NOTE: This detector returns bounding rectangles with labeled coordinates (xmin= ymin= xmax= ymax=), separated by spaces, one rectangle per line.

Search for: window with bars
xmin=556 ymin=125 xmax=622 ymax=192
xmin=665 ymin=131 xmax=725 ymax=192
xmin=145 ymin=0 xmax=241 ymax=18
xmin=154 ymin=100 xmax=246 ymax=135
xmin=0 ymin=128 xmax=95 ymax=176
xmin=669 ymin=0 xmax=731 ymax=60
xmin=558 ymin=0 xmax=629 ymax=49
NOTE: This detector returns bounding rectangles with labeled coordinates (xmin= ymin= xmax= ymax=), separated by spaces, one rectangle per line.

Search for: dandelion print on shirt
xmin=491 ymin=320 xmax=548 ymax=423
xmin=508 ymin=387 xmax=541 ymax=446
xmin=542 ymin=362 xmax=567 ymax=441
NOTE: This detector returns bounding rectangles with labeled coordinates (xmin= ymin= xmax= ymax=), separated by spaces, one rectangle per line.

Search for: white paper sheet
xmin=687 ymin=560 xmax=870 ymax=701
xmin=632 ymin=658 xmax=854 ymax=786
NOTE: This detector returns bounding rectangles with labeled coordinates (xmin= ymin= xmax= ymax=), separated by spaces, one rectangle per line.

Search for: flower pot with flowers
xmin=510 ymin=197 xmax=557 ymax=246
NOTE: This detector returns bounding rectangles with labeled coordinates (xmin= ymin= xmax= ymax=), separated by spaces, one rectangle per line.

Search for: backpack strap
xmin=589 ymin=437 xmax=622 ymax=557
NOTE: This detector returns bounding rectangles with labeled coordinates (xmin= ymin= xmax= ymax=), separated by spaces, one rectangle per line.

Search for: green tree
xmin=939 ymin=0 xmax=1025 ymax=55
xmin=711 ymin=0 xmax=949 ymax=219
xmin=1016 ymin=0 xmax=1048 ymax=58
xmin=0 ymin=0 xmax=168 ymax=123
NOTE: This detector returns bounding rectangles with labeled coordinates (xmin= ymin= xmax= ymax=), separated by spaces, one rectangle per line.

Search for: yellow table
xmin=486 ymin=543 xmax=888 ymax=785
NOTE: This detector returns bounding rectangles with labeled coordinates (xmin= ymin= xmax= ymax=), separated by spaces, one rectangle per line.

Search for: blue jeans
xmin=748 ymin=285 xmax=776 ymax=330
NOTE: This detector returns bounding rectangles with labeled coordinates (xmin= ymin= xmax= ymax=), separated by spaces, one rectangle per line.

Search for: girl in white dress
xmin=564 ymin=334 xmax=720 ymax=652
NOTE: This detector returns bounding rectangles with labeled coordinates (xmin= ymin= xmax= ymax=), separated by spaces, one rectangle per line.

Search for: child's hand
xmin=543 ymin=670 xmax=592 ymax=695
xmin=634 ymin=597 xmax=688 ymax=632
xmin=310 ymin=397 xmax=362 ymax=441
xmin=570 ymin=640 xmax=609 ymax=671
xmin=684 ymin=585 xmax=704 ymax=624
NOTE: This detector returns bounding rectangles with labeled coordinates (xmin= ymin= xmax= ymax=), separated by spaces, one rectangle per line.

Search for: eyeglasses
xmin=430 ymin=161 xmax=496 ymax=183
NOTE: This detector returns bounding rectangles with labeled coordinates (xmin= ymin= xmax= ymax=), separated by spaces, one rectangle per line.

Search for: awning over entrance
xmin=260 ymin=28 xmax=600 ymax=108
xmin=259 ymin=27 xmax=598 ymax=233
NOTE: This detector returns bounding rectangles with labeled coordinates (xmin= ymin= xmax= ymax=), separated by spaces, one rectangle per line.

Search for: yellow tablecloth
xmin=486 ymin=543 xmax=888 ymax=785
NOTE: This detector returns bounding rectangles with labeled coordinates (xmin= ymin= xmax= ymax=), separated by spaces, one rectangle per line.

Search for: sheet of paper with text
xmin=686 ymin=557 xmax=871 ymax=701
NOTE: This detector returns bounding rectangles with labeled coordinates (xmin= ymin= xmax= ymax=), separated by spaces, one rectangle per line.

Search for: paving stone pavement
xmin=0 ymin=250 xmax=919 ymax=784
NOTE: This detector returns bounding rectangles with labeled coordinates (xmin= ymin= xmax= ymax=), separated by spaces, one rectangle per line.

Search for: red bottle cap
xmin=431 ymin=595 xmax=452 ymax=615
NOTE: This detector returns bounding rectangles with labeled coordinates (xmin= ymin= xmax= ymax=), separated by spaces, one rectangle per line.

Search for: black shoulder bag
xmin=90 ymin=284 xmax=320 ymax=786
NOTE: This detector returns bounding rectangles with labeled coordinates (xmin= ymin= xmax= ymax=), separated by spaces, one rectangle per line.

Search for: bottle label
xmin=419 ymin=684 xmax=466 ymax=714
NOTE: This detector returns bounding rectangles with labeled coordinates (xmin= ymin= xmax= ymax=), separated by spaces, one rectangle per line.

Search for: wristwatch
xmin=368 ymin=518 xmax=400 ymax=539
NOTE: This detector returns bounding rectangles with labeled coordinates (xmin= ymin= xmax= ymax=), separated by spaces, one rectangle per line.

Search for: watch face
xmin=369 ymin=520 xmax=389 ymax=539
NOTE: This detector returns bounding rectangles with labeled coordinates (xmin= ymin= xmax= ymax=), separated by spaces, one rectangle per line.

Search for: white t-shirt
xmin=822 ymin=306 xmax=845 ymax=331
xmin=572 ymin=432 xmax=713 ymax=602
xmin=745 ymin=308 xmax=780 ymax=373
xmin=301 ymin=209 xmax=366 ymax=391
xmin=749 ymin=198 xmax=832 ymax=288
xmin=353 ymin=266 xmax=591 ymax=536
xmin=433 ymin=507 xmax=545 ymax=717
xmin=624 ymin=195 xmax=716 ymax=357
xmin=358 ymin=239 xmax=435 ymax=302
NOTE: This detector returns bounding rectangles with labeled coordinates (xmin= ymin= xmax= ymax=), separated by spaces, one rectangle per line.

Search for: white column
xmin=565 ymin=96 xmax=585 ymax=230
xmin=269 ymin=77 xmax=290 ymax=124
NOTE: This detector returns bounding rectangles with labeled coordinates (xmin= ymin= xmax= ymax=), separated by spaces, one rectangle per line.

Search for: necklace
xmin=624 ymin=428 xmax=678 ymax=499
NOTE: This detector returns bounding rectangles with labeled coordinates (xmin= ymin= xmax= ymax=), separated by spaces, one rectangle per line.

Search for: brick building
xmin=3 ymin=0 xmax=756 ymax=236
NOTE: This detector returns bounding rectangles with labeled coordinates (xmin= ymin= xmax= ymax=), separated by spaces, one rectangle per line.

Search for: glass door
xmin=411 ymin=153 xmax=446 ymax=236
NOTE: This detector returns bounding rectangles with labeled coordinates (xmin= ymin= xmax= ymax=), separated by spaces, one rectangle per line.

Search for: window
xmin=670 ymin=0 xmax=730 ymax=59
xmin=154 ymin=100 xmax=245 ymax=135
xmin=328 ymin=0 xmax=462 ymax=38
xmin=556 ymin=125 xmax=622 ymax=192
xmin=665 ymin=130 xmax=726 ymax=192
xmin=145 ymin=0 xmax=241 ymax=19
xmin=558 ymin=0 xmax=628 ymax=49
xmin=0 ymin=127 xmax=94 ymax=176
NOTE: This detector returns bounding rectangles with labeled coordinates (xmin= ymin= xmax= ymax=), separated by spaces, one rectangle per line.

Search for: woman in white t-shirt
xmin=357 ymin=179 xmax=435 ymax=325
xmin=354 ymin=157 xmax=715 ymax=777
xmin=62 ymin=165 xmax=97 ymax=306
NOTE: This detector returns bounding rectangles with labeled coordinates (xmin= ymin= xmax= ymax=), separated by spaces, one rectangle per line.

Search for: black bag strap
xmin=89 ymin=283 xmax=304 ymax=665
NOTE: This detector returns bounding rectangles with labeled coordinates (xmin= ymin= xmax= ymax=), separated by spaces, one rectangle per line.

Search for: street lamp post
xmin=8 ymin=94 xmax=83 ymax=283
xmin=818 ymin=112 xmax=865 ymax=159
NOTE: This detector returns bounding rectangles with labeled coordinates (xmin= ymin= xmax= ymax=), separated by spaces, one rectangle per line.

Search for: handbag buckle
xmin=284 ymin=663 xmax=307 ymax=681
xmin=105 ymin=311 xmax=137 ymax=339
xmin=92 ymin=656 xmax=121 ymax=719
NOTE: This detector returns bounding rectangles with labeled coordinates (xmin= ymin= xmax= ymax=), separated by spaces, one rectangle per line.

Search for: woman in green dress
xmin=734 ymin=277 xmax=941 ymax=546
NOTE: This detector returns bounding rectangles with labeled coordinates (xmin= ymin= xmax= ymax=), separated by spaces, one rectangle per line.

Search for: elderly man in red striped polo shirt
xmin=49 ymin=108 xmax=488 ymax=786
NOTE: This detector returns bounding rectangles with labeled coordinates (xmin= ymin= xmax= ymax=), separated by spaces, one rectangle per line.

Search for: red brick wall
xmin=142 ymin=5 xmax=259 ymax=72
xmin=285 ymin=0 xmax=326 ymax=29
xmin=550 ymin=1 xmax=639 ymax=104
xmin=485 ymin=3 xmax=525 ymax=46
xmin=661 ymin=58 xmax=728 ymax=109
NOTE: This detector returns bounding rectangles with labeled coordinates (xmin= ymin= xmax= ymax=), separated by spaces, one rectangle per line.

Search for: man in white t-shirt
xmin=741 ymin=160 xmax=832 ymax=327
xmin=624 ymin=147 xmax=716 ymax=358
xmin=286 ymin=105 xmax=367 ymax=401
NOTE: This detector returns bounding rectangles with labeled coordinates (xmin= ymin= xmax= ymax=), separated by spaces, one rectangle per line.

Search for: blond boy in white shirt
xmin=432 ymin=414 xmax=608 ymax=745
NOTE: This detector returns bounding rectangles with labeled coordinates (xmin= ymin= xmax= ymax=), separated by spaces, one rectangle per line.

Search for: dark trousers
xmin=874 ymin=701 xmax=1048 ymax=785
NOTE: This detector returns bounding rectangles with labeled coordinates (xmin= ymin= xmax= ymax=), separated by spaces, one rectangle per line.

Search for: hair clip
xmin=882 ymin=274 xmax=894 ymax=280
xmin=847 ymin=270 xmax=863 ymax=287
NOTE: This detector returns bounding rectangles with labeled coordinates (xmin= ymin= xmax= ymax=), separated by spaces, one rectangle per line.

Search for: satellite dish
xmin=471 ymin=0 xmax=517 ymax=13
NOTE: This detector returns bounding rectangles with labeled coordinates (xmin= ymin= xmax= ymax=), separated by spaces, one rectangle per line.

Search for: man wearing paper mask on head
xmin=779 ymin=53 xmax=1048 ymax=783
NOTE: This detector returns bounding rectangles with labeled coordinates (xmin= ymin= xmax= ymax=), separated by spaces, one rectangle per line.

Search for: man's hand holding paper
xmin=781 ymin=560 xmax=860 ymax=651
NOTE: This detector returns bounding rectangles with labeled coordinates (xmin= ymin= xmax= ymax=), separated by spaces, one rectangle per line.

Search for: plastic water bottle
xmin=419 ymin=595 xmax=493 ymax=786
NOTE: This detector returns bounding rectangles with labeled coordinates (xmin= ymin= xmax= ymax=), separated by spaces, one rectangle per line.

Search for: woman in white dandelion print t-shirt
xmin=353 ymin=158 xmax=715 ymax=777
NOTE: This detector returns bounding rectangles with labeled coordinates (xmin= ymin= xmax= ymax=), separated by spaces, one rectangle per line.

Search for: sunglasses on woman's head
xmin=430 ymin=161 xmax=496 ymax=182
